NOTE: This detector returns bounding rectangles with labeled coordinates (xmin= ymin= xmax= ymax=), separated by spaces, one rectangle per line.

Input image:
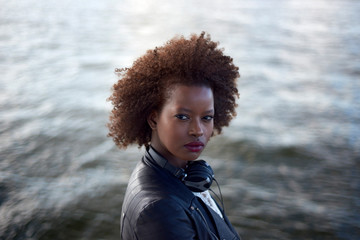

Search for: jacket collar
xmin=143 ymin=147 xmax=196 ymax=205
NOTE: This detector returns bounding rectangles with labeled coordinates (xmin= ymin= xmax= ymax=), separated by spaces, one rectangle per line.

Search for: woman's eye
xmin=203 ymin=115 xmax=214 ymax=121
xmin=175 ymin=114 xmax=189 ymax=120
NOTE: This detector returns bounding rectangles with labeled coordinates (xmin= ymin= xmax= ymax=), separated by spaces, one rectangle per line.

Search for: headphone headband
xmin=146 ymin=146 xmax=214 ymax=192
xmin=147 ymin=146 xmax=185 ymax=179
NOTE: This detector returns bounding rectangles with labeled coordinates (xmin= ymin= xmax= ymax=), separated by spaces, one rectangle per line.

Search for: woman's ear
xmin=147 ymin=111 xmax=158 ymax=130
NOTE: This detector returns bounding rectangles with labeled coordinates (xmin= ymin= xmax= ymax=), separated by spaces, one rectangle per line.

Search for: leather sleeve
xmin=135 ymin=198 xmax=196 ymax=240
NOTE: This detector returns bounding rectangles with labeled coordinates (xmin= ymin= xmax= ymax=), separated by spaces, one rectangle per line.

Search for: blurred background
xmin=1 ymin=0 xmax=359 ymax=239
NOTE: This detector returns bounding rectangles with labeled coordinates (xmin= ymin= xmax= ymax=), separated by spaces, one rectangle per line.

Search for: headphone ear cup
xmin=183 ymin=160 xmax=214 ymax=192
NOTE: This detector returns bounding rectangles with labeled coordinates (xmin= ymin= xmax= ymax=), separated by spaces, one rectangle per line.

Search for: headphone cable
xmin=209 ymin=178 xmax=225 ymax=215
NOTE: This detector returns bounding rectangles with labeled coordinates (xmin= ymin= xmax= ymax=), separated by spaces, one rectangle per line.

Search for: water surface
xmin=1 ymin=0 xmax=359 ymax=239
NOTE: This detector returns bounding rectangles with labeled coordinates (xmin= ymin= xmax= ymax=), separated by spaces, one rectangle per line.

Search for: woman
xmin=108 ymin=32 xmax=241 ymax=240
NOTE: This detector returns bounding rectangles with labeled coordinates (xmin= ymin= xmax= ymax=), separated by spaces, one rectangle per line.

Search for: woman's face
xmin=149 ymin=84 xmax=214 ymax=168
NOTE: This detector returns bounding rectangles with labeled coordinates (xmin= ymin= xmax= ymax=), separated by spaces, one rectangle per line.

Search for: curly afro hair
xmin=108 ymin=32 xmax=240 ymax=149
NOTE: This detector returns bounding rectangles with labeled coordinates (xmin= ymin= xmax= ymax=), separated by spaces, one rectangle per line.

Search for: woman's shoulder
xmin=121 ymin=159 xmax=198 ymax=239
xmin=124 ymin=156 xmax=195 ymax=208
xmin=128 ymin=197 xmax=197 ymax=240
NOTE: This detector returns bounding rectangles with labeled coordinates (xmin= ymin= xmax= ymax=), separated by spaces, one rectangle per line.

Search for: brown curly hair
xmin=108 ymin=32 xmax=240 ymax=149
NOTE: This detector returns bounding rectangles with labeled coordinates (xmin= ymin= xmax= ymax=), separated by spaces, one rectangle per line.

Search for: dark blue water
xmin=1 ymin=0 xmax=359 ymax=239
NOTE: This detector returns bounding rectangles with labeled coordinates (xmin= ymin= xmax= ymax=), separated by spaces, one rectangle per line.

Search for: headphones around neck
xmin=147 ymin=147 xmax=214 ymax=192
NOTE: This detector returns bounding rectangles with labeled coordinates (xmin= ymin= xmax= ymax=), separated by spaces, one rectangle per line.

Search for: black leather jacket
xmin=120 ymin=149 xmax=241 ymax=240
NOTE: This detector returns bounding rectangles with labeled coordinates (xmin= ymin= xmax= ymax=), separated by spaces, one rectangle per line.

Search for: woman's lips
xmin=184 ymin=142 xmax=204 ymax=152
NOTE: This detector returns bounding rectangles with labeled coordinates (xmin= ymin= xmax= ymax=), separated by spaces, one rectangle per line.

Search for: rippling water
xmin=1 ymin=0 xmax=359 ymax=239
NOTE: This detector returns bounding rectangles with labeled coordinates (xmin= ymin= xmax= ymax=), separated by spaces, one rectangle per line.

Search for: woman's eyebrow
xmin=177 ymin=108 xmax=214 ymax=114
xmin=204 ymin=109 xmax=215 ymax=114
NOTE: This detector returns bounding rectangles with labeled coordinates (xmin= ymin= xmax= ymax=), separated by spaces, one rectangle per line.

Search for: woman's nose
xmin=189 ymin=119 xmax=203 ymax=137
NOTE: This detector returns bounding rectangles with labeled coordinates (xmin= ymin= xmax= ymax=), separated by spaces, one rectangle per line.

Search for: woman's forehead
xmin=163 ymin=85 xmax=214 ymax=109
